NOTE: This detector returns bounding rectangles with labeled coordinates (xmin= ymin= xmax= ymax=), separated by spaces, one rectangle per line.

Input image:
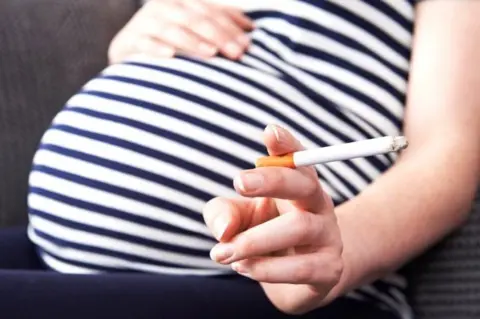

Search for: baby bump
xmin=26 ymin=56 xmax=291 ymax=274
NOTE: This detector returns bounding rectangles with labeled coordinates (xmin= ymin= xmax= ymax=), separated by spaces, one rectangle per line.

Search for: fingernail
xmin=268 ymin=124 xmax=285 ymax=143
xmin=237 ymin=34 xmax=250 ymax=47
xmin=158 ymin=46 xmax=175 ymax=57
xmin=235 ymin=173 xmax=264 ymax=193
xmin=199 ymin=43 xmax=217 ymax=56
xmin=213 ymin=214 xmax=229 ymax=240
xmin=231 ymin=262 xmax=249 ymax=275
xmin=223 ymin=42 xmax=242 ymax=58
xmin=210 ymin=244 xmax=234 ymax=263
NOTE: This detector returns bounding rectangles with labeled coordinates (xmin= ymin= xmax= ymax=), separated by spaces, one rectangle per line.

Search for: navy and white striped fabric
xmin=28 ymin=0 xmax=417 ymax=318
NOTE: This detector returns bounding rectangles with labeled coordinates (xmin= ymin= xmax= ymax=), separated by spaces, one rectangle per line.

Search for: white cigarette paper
xmin=295 ymin=136 xmax=408 ymax=166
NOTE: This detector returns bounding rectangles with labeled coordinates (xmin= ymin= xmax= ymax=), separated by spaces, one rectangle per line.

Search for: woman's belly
xmin=27 ymin=13 xmax=403 ymax=274
xmin=26 ymin=53 xmax=307 ymax=274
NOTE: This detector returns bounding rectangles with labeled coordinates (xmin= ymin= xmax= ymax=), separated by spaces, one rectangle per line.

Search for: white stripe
xmin=389 ymin=288 xmax=414 ymax=319
xmin=331 ymin=0 xmax=411 ymax=48
xmin=40 ymin=251 xmax=98 ymax=274
xmin=45 ymin=101 xmax=238 ymax=198
xmin=29 ymin=226 xmax=228 ymax=275
xmin=29 ymin=171 xmax=212 ymax=237
xmin=249 ymin=42 xmax=400 ymax=136
xmin=34 ymin=149 xmax=207 ymax=216
xmin=358 ymin=284 xmax=407 ymax=317
xmin=255 ymin=18 xmax=406 ymax=93
xmin=67 ymin=93 xmax=344 ymax=201
xmin=241 ymin=55 xmax=283 ymax=76
xmin=49 ymin=108 xmax=242 ymax=179
xmin=385 ymin=0 xmax=415 ymax=21
xmin=210 ymin=0 xmax=409 ymax=69
xmin=318 ymin=180 xmax=342 ymax=202
xmin=248 ymin=0 xmax=409 ymax=70
xmin=338 ymin=111 xmax=395 ymax=166
xmin=30 ymin=215 xmax=220 ymax=269
xmin=29 ymin=193 xmax=216 ymax=250
xmin=79 ymin=79 xmax=263 ymax=162
xmin=113 ymin=61 xmax=384 ymax=180
xmin=187 ymin=56 xmax=372 ymax=141
xmin=295 ymin=0 xmax=409 ymax=70
xmin=105 ymin=61 xmax=377 ymax=188
xmin=315 ymin=165 xmax=354 ymax=199
xmin=97 ymin=64 xmax=283 ymax=131
xmin=253 ymin=30 xmax=404 ymax=121
xmin=207 ymin=57 xmax=368 ymax=139
xmin=345 ymin=291 xmax=368 ymax=302
xmin=77 ymin=81 xmax=264 ymax=164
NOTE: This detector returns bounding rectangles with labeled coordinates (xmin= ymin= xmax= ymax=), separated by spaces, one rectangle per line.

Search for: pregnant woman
xmin=26 ymin=0 xmax=480 ymax=318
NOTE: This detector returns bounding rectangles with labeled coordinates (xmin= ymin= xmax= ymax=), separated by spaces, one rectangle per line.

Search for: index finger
xmin=239 ymin=124 xmax=329 ymax=213
xmin=203 ymin=197 xmax=277 ymax=242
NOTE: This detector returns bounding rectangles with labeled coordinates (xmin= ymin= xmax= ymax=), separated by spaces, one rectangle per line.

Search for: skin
xmin=110 ymin=0 xmax=480 ymax=315
xmin=108 ymin=0 xmax=254 ymax=64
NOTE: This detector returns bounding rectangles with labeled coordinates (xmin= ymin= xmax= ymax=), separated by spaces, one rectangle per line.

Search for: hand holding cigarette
xmin=256 ymin=136 xmax=408 ymax=168
xmin=204 ymin=124 xmax=344 ymax=305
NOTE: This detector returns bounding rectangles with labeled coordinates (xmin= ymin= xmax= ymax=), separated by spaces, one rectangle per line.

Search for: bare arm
xmin=334 ymin=0 xmax=480 ymax=295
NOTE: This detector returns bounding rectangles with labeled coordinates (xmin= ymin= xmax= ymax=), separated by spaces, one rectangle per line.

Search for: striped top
xmin=28 ymin=1 xmax=418 ymax=318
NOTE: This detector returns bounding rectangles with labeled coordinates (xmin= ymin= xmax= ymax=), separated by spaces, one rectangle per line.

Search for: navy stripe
xmin=38 ymin=247 xmax=133 ymax=273
xmin=99 ymin=73 xmax=333 ymax=150
xmin=29 ymin=187 xmax=214 ymax=241
xmin=56 ymin=108 xmax=253 ymax=170
xmin=85 ymin=79 xmax=266 ymax=153
xmin=32 ymin=165 xmax=205 ymax=223
xmin=84 ymin=84 xmax=263 ymax=129
xmin=249 ymin=10 xmax=408 ymax=77
xmin=368 ymin=0 xmax=414 ymax=31
xmin=33 ymin=228 xmax=208 ymax=270
xmin=249 ymin=39 xmax=392 ymax=142
xmin=324 ymin=1 xmax=411 ymax=58
xmin=31 ymin=209 xmax=212 ymax=258
xmin=39 ymin=143 xmax=216 ymax=202
xmin=129 ymin=59 xmax=359 ymax=143
xmin=47 ymin=116 xmax=234 ymax=188
xmin=261 ymin=29 xmax=405 ymax=102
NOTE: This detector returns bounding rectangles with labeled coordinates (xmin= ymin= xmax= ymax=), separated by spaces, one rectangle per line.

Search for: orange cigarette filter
xmin=255 ymin=153 xmax=296 ymax=169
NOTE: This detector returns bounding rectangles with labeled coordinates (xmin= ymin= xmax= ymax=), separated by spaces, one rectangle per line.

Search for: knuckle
xmin=253 ymin=265 xmax=272 ymax=282
xmin=236 ymin=237 xmax=257 ymax=256
xmin=216 ymin=14 xmax=234 ymax=28
xmin=268 ymin=171 xmax=286 ymax=192
xmin=289 ymin=211 xmax=314 ymax=240
xmin=193 ymin=18 xmax=220 ymax=36
xmin=327 ymin=259 xmax=344 ymax=286
xmin=302 ymin=176 xmax=321 ymax=198
xmin=293 ymin=259 xmax=315 ymax=283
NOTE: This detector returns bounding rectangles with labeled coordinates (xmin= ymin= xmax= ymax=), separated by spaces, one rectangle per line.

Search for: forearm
xmin=334 ymin=138 xmax=479 ymax=297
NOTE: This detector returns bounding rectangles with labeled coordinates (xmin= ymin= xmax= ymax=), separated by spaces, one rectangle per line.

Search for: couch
xmin=1 ymin=0 xmax=479 ymax=318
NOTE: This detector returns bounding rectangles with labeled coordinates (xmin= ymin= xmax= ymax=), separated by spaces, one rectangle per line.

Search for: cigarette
xmin=255 ymin=136 xmax=408 ymax=168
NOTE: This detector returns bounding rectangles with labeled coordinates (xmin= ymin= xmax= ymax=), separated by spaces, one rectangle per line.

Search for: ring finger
xmin=230 ymin=251 xmax=342 ymax=285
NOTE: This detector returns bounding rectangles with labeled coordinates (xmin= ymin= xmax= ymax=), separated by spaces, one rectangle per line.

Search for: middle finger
xmin=210 ymin=211 xmax=324 ymax=264
xmin=159 ymin=1 xmax=243 ymax=55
